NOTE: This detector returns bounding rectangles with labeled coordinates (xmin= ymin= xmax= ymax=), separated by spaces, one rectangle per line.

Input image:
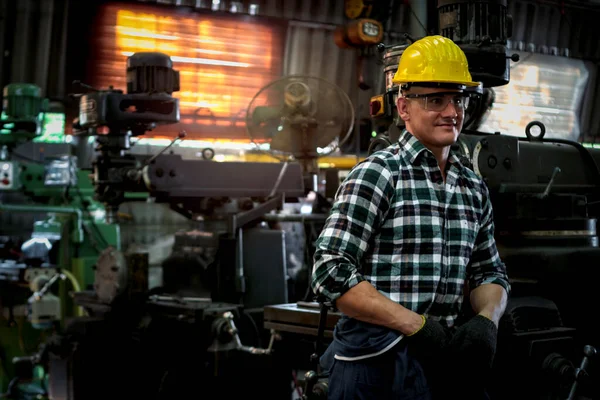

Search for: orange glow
xmin=89 ymin=3 xmax=283 ymax=140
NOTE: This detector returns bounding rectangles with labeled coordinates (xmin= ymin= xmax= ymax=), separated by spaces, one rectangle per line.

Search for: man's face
xmin=396 ymin=87 xmax=468 ymax=150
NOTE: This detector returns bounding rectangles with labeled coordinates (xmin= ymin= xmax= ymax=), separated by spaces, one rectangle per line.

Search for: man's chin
xmin=434 ymin=127 xmax=460 ymax=145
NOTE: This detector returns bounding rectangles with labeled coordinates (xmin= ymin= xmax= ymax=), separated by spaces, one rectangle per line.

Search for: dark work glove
xmin=445 ymin=315 xmax=498 ymax=399
xmin=406 ymin=315 xmax=452 ymax=354
xmin=448 ymin=314 xmax=498 ymax=368
xmin=405 ymin=316 xmax=453 ymax=394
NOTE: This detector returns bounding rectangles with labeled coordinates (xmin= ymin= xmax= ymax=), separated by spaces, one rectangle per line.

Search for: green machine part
xmin=0 ymin=83 xmax=124 ymax=395
xmin=0 ymin=82 xmax=145 ymax=394
xmin=0 ymin=170 xmax=121 ymax=396
xmin=0 ymin=165 xmax=122 ymax=289
xmin=3 ymin=83 xmax=44 ymax=118
xmin=19 ymin=162 xmax=95 ymax=202
xmin=4 ymin=157 xmax=120 ymax=291
xmin=0 ymin=321 xmax=48 ymax=398
xmin=0 ymin=83 xmax=48 ymax=149
xmin=0 ymin=209 xmax=120 ymax=396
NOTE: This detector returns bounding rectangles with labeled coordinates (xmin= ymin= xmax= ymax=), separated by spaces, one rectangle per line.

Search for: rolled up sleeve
xmin=310 ymin=157 xmax=395 ymax=303
xmin=468 ymin=183 xmax=511 ymax=295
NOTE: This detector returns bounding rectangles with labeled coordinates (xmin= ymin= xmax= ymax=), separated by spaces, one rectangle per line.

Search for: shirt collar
xmin=397 ymin=129 xmax=467 ymax=172
xmin=398 ymin=129 xmax=428 ymax=165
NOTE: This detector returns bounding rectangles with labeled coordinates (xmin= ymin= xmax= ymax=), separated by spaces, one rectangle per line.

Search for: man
xmin=311 ymin=35 xmax=510 ymax=399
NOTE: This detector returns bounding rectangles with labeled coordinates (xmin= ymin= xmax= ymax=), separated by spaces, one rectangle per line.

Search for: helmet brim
xmin=394 ymin=79 xmax=481 ymax=89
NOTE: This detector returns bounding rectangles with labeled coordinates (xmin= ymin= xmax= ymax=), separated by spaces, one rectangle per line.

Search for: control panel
xmin=0 ymin=161 xmax=19 ymax=190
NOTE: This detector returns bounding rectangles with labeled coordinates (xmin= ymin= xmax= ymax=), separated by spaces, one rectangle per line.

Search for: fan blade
xmin=251 ymin=106 xmax=283 ymax=125
xmin=314 ymin=115 xmax=351 ymax=148
xmin=316 ymin=126 xmax=344 ymax=149
xmin=271 ymin=125 xmax=323 ymax=156
xmin=269 ymin=128 xmax=295 ymax=153
xmin=246 ymin=75 xmax=356 ymax=161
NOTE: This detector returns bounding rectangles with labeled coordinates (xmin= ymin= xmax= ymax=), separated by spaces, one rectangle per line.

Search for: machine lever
xmin=143 ymin=130 xmax=187 ymax=167
xmin=566 ymin=345 xmax=597 ymax=400
xmin=312 ymin=302 xmax=329 ymax=370
xmin=130 ymin=131 xmax=187 ymax=181
xmin=303 ymin=299 xmax=333 ymax=399
xmin=539 ymin=166 xmax=561 ymax=199
xmin=211 ymin=311 xmax=278 ymax=355
xmin=33 ymin=273 xmax=66 ymax=300
xmin=71 ymin=80 xmax=105 ymax=95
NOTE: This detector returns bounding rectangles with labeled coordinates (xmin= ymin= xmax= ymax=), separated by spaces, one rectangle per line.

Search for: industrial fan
xmin=246 ymin=75 xmax=355 ymax=192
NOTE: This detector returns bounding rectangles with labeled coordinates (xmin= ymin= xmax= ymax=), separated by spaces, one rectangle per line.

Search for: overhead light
xmin=230 ymin=2 xmax=243 ymax=13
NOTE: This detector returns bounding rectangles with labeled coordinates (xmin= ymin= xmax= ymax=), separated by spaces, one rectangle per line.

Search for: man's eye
xmin=454 ymin=97 xmax=464 ymax=105
xmin=429 ymin=97 xmax=444 ymax=105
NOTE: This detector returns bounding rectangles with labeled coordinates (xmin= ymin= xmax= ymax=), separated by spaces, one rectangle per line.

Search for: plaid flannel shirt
xmin=311 ymin=130 xmax=510 ymax=328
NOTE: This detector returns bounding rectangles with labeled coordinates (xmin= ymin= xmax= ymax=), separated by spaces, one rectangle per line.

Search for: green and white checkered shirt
xmin=311 ymin=130 xmax=510 ymax=328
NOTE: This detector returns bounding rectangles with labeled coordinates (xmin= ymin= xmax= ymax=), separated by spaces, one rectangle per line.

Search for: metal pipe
xmin=288 ymin=20 xmax=337 ymax=31
xmin=410 ymin=0 xmax=428 ymax=37
xmin=148 ymin=295 xmax=212 ymax=303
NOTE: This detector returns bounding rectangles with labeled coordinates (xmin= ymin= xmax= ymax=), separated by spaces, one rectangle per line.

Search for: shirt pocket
xmin=443 ymin=208 xmax=479 ymax=296
xmin=458 ymin=208 xmax=480 ymax=261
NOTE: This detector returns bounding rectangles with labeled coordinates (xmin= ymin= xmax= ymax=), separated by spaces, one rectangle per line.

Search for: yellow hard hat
xmin=392 ymin=35 xmax=479 ymax=89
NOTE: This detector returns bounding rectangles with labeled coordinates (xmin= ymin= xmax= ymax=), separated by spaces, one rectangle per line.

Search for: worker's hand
xmin=448 ymin=314 xmax=498 ymax=368
xmin=405 ymin=314 xmax=452 ymax=353
xmin=440 ymin=314 xmax=498 ymax=398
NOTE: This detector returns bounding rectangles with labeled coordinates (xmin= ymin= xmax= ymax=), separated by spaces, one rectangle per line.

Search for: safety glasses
xmin=404 ymin=92 xmax=470 ymax=112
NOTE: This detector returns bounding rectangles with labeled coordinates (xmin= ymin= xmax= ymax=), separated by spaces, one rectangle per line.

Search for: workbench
xmin=263 ymin=301 xmax=341 ymax=338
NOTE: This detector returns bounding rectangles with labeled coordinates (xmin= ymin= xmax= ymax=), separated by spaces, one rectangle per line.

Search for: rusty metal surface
xmin=263 ymin=302 xmax=341 ymax=336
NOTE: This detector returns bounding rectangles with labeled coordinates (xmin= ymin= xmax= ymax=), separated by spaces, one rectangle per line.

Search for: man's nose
xmin=440 ymin=100 xmax=459 ymax=117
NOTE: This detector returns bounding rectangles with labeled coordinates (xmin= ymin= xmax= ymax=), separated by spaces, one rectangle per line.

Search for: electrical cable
xmin=292 ymin=369 xmax=303 ymax=398
xmin=59 ymin=269 xmax=81 ymax=292
xmin=58 ymin=269 xmax=85 ymax=317
xmin=241 ymin=310 xmax=262 ymax=348
xmin=302 ymin=221 xmax=323 ymax=302
xmin=0 ymin=377 xmax=18 ymax=399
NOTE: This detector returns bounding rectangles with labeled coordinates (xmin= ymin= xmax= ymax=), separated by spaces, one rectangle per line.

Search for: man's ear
xmin=397 ymin=96 xmax=410 ymax=122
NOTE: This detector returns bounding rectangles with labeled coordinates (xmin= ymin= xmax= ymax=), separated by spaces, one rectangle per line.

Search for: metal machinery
xmin=1 ymin=51 xmax=360 ymax=399
xmin=2 ymin=2 xmax=598 ymax=400
xmin=265 ymin=1 xmax=599 ymax=400
xmin=0 ymin=83 xmax=120 ymax=287
xmin=0 ymin=82 xmax=120 ymax=395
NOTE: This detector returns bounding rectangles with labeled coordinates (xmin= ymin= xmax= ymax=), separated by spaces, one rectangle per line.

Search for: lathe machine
xmin=0 ymin=49 xmax=313 ymax=399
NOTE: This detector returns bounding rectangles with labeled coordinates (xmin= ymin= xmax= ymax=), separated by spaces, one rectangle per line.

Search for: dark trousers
xmin=326 ymin=343 xmax=491 ymax=400
xmin=326 ymin=341 xmax=432 ymax=400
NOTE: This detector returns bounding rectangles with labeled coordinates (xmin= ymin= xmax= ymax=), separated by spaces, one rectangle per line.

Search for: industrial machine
xmin=49 ymin=51 xmax=291 ymax=399
xmin=4 ymin=1 xmax=599 ymax=399
xmin=0 ymin=82 xmax=120 ymax=395
xmin=455 ymin=123 xmax=600 ymax=399
xmin=3 ymin=53 xmax=357 ymax=399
